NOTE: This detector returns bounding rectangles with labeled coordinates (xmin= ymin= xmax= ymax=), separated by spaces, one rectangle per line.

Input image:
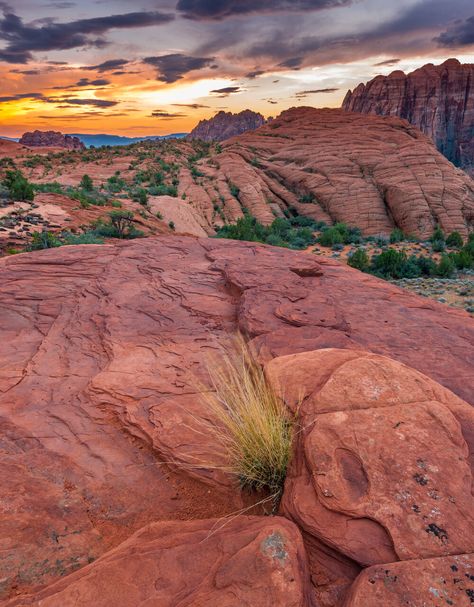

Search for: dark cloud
xmin=374 ymin=58 xmax=400 ymax=66
xmin=172 ymin=103 xmax=210 ymax=108
xmin=295 ymin=88 xmax=339 ymax=96
xmin=210 ymin=86 xmax=242 ymax=97
xmin=246 ymin=69 xmax=265 ymax=78
xmin=76 ymin=78 xmax=110 ymax=87
xmin=58 ymin=98 xmax=118 ymax=107
xmin=177 ymin=0 xmax=352 ymax=20
xmin=85 ymin=59 xmax=129 ymax=72
xmin=436 ymin=16 xmax=474 ymax=47
xmin=277 ymin=57 xmax=303 ymax=69
xmin=0 ymin=92 xmax=45 ymax=102
xmin=0 ymin=8 xmax=174 ymax=63
xmin=143 ymin=53 xmax=214 ymax=83
xmin=41 ymin=2 xmax=76 ymax=8
xmin=150 ymin=109 xmax=187 ymax=118
xmin=10 ymin=68 xmax=40 ymax=74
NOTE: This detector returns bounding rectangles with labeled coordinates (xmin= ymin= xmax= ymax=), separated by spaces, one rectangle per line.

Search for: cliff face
xmin=188 ymin=109 xmax=266 ymax=141
xmin=19 ymin=130 xmax=85 ymax=150
xmin=342 ymin=59 xmax=474 ymax=174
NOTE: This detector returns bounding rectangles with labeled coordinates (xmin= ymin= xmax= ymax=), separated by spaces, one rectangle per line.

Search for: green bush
xmin=318 ymin=226 xmax=344 ymax=246
xmin=431 ymin=225 xmax=445 ymax=243
xmin=390 ymin=228 xmax=406 ymax=243
xmin=435 ymin=255 xmax=455 ymax=278
xmin=80 ymin=174 xmax=94 ymax=191
xmin=446 ymin=231 xmax=464 ymax=249
xmin=432 ymin=239 xmax=446 ymax=252
xmin=63 ymin=231 xmax=105 ymax=245
xmin=27 ymin=231 xmax=61 ymax=250
xmin=93 ymin=210 xmax=142 ymax=239
xmin=371 ymin=249 xmax=411 ymax=279
xmin=348 ymin=248 xmax=370 ymax=272
xmin=3 ymin=170 xmax=34 ymax=202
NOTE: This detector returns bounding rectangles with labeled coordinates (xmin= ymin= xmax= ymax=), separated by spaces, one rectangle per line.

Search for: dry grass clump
xmin=195 ymin=336 xmax=295 ymax=504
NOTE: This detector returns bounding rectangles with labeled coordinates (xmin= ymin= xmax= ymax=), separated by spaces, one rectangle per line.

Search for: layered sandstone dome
xmin=342 ymin=59 xmax=474 ymax=175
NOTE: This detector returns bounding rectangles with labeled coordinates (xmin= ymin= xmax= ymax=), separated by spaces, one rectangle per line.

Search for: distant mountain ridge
xmin=0 ymin=133 xmax=187 ymax=148
xmin=71 ymin=133 xmax=187 ymax=148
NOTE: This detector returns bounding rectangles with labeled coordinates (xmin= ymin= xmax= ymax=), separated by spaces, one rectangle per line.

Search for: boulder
xmin=4 ymin=517 xmax=311 ymax=607
xmin=265 ymin=348 xmax=474 ymax=606
xmin=343 ymin=553 xmax=474 ymax=607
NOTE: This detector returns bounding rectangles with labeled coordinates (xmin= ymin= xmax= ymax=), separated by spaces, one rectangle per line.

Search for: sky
xmin=0 ymin=0 xmax=474 ymax=136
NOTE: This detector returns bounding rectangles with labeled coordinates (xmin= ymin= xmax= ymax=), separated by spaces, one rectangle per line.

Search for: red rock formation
xmin=19 ymin=130 xmax=85 ymax=150
xmin=266 ymin=349 xmax=474 ymax=606
xmin=4 ymin=517 xmax=311 ymax=607
xmin=0 ymin=237 xmax=472 ymax=604
xmin=188 ymin=109 xmax=266 ymax=141
xmin=344 ymin=554 xmax=474 ymax=606
xmin=215 ymin=108 xmax=474 ymax=237
xmin=342 ymin=58 xmax=474 ymax=175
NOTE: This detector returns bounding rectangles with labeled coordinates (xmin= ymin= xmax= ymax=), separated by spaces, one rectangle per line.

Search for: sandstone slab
xmin=4 ymin=516 xmax=311 ymax=607
xmin=343 ymin=553 xmax=474 ymax=607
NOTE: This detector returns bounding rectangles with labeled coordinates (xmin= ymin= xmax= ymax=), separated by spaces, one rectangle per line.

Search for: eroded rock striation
xmin=342 ymin=59 xmax=474 ymax=175
xmin=0 ymin=236 xmax=473 ymax=606
xmin=188 ymin=109 xmax=266 ymax=141
xmin=19 ymin=130 xmax=85 ymax=150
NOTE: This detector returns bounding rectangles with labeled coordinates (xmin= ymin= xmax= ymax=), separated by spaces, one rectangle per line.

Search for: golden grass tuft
xmin=194 ymin=336 xmax=296 ymax=504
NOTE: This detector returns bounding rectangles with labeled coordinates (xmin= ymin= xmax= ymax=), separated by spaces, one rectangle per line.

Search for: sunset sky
xmin=1 ymin=0 xmax=474 ymax=137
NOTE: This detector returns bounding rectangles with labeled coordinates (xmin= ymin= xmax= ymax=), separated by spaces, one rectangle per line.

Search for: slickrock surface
xmin=343 ymin=59 xmax=474 ymax=175
xmin=343 ymin=554 xmax=474 ymax=606
xmin=4 ymin=517 xmax=311 ymax=607
xmin=188 ymin=109 xmax=266 ymax=141
xmin=19 ymin=131 xmax=85 ymax=150
xmin=266 ymin=349 xmax=474 ymax=606
xmin=0 ymin=236 xmax=472 ymax=604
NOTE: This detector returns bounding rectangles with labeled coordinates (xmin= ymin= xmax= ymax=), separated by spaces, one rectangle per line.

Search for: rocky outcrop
xmin=266 ymin=348 xmax=474 ymax=606
xmin=0 ymin=237 xmax=472 ymax=605
xmin=188 ymin=109 xmax=266 ymax=141
xmin=19 ymin=130 xmax=85 ymax=150
xmin=4 ymin=517 xmax=311 ymax=607
xmin=342 ymin=58 xmax=474 ymax=175
xmin=214 ymin=108 xmax=474 ymax=237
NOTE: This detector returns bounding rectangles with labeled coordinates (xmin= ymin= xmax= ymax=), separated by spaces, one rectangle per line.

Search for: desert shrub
xmin=67 ymin=186 xmax=108 ymax=208
xmin=370 ymin=249 xmax=411 ymax=279
xmin=299 ymin=192 xmax=315 ymax=204
xmin=435 ymin=255 xmax=455 ymax=278
xmin=168 ymin=221 xmax=175 ymax=231
xmin=27 ymin=231 xmax=62 ymax=250
xmin=449 ymin=250 xmax=473 ymax=270
xmin=80 ymin=174 xmax=94 ymax=191
xmin=3 ymin=170 xmax=34 ymax=202
xmin=216 ymin=214 xmax=268 ymax=242
xmin=432 ymin=239 xmax=446 ymax=252
xmin=94 ymin=210 xmax=142 ymax=239
xmin=131 ymin=187 xmax=148 ymax=206
xmin=106 ymin=175 xmax=125 ymax=193
xmin=390 ymin=228 xmax=406 ymax=243
xmin=33 ymin=182 xmax=63 ymax=194
xmin=431 ymin=225 xmax=445 ymax=243
xmin=228 ymin=181 xmax=240 ymax=199
xmin=318 ymin=226 xmax=344 ymax=246
xmin=446 ymin=231 xmax=464 ymax=249
xmin=63 ymin=232 xmax=105 ymax=245
xmin=195 ymin=336 xmax=295 ymax=506
xmin=348 ymin=248 xmax=370 ymax=272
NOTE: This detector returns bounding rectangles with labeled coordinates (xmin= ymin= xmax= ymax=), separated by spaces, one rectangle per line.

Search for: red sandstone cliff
xmin=188 ymin=109 xmax=266 ymax=141
xmin=342 ymin=58 xmax=474 ymax=175
xmin=19 ymin=130 xmax=85 ymax=150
